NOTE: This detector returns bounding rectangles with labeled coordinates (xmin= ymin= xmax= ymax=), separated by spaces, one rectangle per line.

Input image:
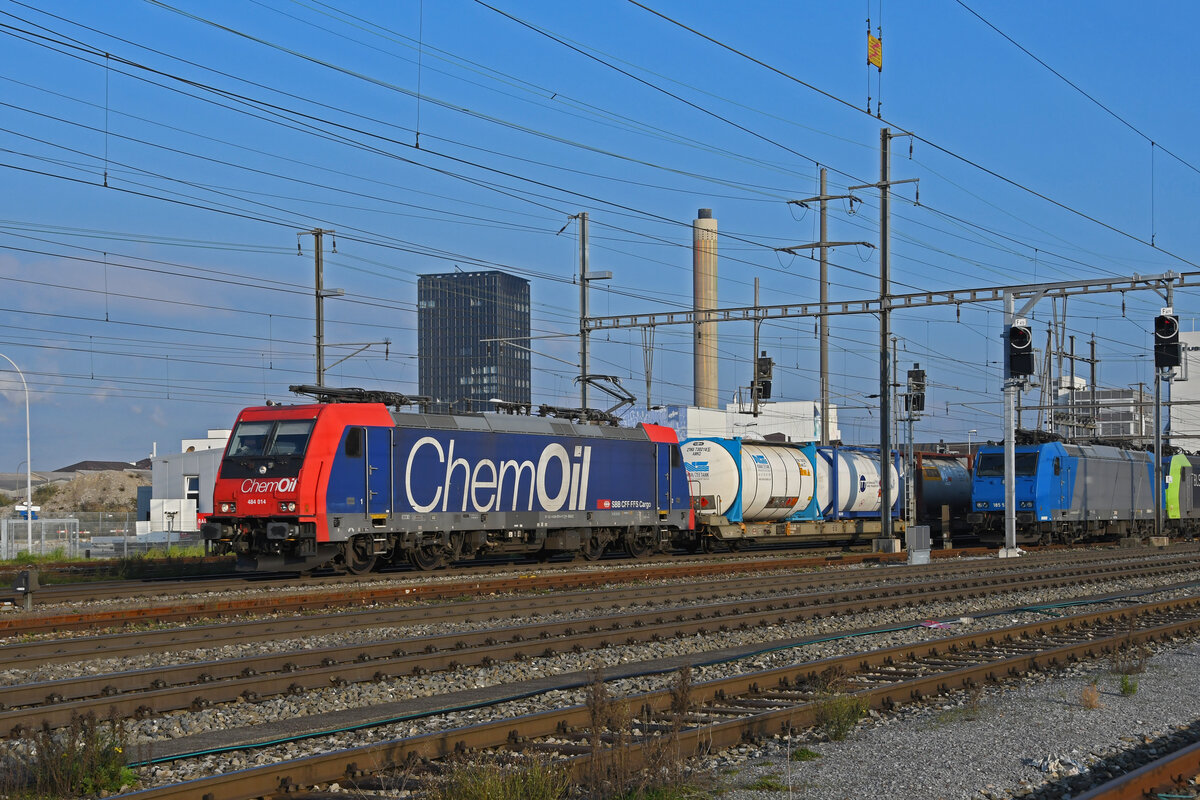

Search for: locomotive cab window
xmin=976 ymin=452 xmax=1039 ymax=477
xmin=345 ymin=427 xmax=364 ymax=458
xmin=267 ymin=420 xmax=314 ymax=456
xmin=230 ymin=421 xmax=273 ymax=456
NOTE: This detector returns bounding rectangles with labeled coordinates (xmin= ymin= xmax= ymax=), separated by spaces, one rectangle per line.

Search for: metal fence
xmin=0 ymin=517 xmax=82 ymax=559
xmin=0 ymin=513 xmax=201 ymax=559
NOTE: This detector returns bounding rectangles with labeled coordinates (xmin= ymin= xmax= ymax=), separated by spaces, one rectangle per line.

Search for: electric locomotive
xmin=969 ymin=442 xmax=1158 ymax=544
xmin=201 ymin=386 xmax=693 ymax=572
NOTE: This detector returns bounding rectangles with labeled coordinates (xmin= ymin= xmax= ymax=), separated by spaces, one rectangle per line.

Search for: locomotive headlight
xmin=279 ymin=501 xmax=297 ymax=512
xmin=258 ymin=465 xmax=268 ymax=475
xmin=1019 ymin=501 xmax=1034 ymax=509
xmin=975 ymin=501 xmax=988 ymax=509
xmin=220 ymin=502 xmax=237 ymax=514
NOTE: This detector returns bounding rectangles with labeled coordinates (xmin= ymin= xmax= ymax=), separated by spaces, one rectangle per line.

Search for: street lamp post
xmin=967 ymin=429 xmax=977 ymax=475
xmin=0 ymin=353 xmax=31 ymax=556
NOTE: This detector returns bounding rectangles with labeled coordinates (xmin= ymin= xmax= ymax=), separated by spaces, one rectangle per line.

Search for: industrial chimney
xmin=693 ymin=208 xmax=718 ymax=408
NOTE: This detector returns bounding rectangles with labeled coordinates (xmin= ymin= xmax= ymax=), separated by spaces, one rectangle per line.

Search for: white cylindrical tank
xmin=681 ymin=439 xmax=815 ymax=522
xmin=815 ymin=448 xmax=901 ymax=515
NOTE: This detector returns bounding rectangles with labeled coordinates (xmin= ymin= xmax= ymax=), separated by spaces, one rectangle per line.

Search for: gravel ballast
xmin=708 ymin=639 xmax=1200 ymax=800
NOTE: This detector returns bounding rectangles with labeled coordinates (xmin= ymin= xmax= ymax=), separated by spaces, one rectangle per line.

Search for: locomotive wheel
xmin=408 ymin=544 xmax=447 ymax=571
xmin=623 ymin=533 xmax=652 ymax=559
xmin=579 ymin=535 xmax=606 ymax=561
xmin=343 ymin=535 xmax=377 ymax=575
xmin=702 ymin=536 xmax=716 ymax=554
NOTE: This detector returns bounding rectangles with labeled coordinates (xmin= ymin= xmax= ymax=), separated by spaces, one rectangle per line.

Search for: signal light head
xmin=1155 ymin=314 xmax=1179 ymax=340
xmin=1154 ymin=314 xmax=1181 ymax=369
xmin=1008 ymin=325 xmax=1032 ymax=350
xmin=1006 ymin=323 xmax=1035 ymax=377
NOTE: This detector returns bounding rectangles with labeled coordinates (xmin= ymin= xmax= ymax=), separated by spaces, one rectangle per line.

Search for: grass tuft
xmin=814 ymin=694 xmax=868 ymax=741
xmin=0 ymin=712 xmax=137 ymax=798
xmin=427 ymin=760 xmax=569 ymax=800
xmin=789 ymin=746 xmax=822 ymax=762
xmin=744 ymin=773 xmax=787 ymax=791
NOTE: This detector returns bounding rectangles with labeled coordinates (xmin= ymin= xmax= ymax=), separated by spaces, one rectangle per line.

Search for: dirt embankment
xmin=1 ymin=471 xmax=149 ymax=513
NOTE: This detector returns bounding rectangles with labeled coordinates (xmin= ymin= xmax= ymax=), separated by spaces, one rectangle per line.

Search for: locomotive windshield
xmin=222 ymin=418 xmax=315 ymax=479
xmin=976 ymin=452 xmax=1038 ymax=477
xmin=229 ymin=419 xmax=315 ymax=457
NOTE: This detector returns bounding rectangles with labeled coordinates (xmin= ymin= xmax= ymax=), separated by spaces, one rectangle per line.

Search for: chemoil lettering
xmin=239 ymin=477 xmax=298 ymax=494
xmin=405 ymin=436 xmax=592 ymax=514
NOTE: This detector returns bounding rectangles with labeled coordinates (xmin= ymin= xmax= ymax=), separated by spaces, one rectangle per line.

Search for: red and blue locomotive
xmin=201 ymin=387 xmax=694 ymax=572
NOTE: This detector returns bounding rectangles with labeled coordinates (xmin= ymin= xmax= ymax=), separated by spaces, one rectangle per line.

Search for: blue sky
xmin=1 ymin=0 xmax=1197 ymax=470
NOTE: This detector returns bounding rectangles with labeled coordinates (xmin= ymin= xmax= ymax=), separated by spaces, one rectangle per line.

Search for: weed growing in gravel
xmin=744 ymin=773 xmax=787 ymax=791
xmin=582 ymin=668 xmax=714 ymax=800
xmin=789 ymin=746 xmax=822 ymax=762
xmin=427 ymin=760 xmax=569 ymax=800
xmin=1119 ymin=673 xmax=1139 ymax=696
xmin=613 ymin=786 xmax=717 ymax=799
xmin=931 ymin=684 xmax=991 ymax=726
xmin=1110 ymin=642 xmax=1149 ymax=676
xmin=0 ymin=712 xmax=137 ymax=797
xmin=801 ymin=665 xmax=851 ymax=694
xmin=814 ymin=694 xmax=868 ymax=741
xmin=1081 ymin=681 xmax=1103 ymax=709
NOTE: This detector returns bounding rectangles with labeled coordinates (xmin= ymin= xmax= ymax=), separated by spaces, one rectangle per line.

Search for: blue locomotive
xmin=969 ymin=442 xmax=1162 ymax=544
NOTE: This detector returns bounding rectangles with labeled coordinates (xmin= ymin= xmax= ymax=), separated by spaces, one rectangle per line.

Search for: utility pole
xmin=579 ymin=212 xmax=589 ymax=410
xmin=878 ymin=130 xmax=893 ymax=540
xmin=1054 ymin=334 xmax=1097 ymax=439
xmin=574 ymin=212 xmax=611 ymax=410
xmin=752 ymin=278 xmax=761 ymax=417
xmin=849 ymin=128 xmax=917 ymax=542
xmin=1003 ymin=291 xmax=1019 ymax=556
xmin=780 ymin=169 xmax=871 ymax=445
xmin=1090 ymin=336 xmax=1098 ymax=437
xmin=298 ymin=228 xmax=341 ymax=388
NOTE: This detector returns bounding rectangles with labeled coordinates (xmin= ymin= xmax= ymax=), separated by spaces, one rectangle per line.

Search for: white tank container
xmin=815 ymin=449 xmax=900 ymax=515
xmin=681 ymin=439 xmax=815 ymax=522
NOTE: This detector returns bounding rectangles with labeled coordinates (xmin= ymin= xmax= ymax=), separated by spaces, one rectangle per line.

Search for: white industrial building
xmin=147 ymin=429 xmax=229 ymax=533
xmin=1170 ymin=330 xmax=1200 ymax=445
xmin=621 ymin=400 xmax=840 ymax=444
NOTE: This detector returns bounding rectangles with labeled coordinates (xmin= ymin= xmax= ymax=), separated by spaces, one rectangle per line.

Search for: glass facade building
xmin=418 ymin=271 xmax=531 ymax=414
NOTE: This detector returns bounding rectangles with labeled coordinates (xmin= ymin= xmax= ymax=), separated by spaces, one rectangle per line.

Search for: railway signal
xmin=906 ymin=365 xmax=925 ymax=413
xmin=1154 ymin=312 xmax=1181 ymax=369
xmin=754 ymin=352 xmax=773 ymax=400
xmin=1006 ymin=322 xmax=1035 ymax=377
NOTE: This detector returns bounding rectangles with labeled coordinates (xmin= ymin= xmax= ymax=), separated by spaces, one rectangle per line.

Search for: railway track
xmin=1077 ymin=737 xmax=1200 ymax=799
xmin=4 ymin=545 xmax=1199 ymax=799
xmin=5 ymin=555 xmax=1197 ymax=735
xmin=102 ymin=593 xmax=1200 ymax=800
xmin=0 ymin=544 xmax=1171 ymax=637
xmin=4 ymin=546 xmax=1186 ymax=656
xmin=3 ymin=545 xmax=986 ymax=609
